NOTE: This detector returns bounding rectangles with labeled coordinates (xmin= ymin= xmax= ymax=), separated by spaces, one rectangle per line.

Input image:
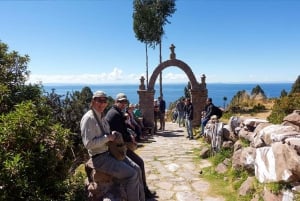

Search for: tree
xmin=251 ymin=85 xmax=266 ymax=97
xmin=133 ymin=0 xmax=176 ymax=95
xmin=0 ymin=41 xmax=31 ymax=113
xmin=223 ymin=96 xmax=227 ymax=109
xmin=268 ymin=76 xmax=300 ymax=123
xmin=133 ymin=0 xmax=161 ymax=87
xmin=0 ymin=101 xmax=73 ymax=200
xmin=184 ymin=81 xmax=191 ymax=98
xmin=155 ymin=0 xmax=176 ymax=97
xmin=280 ymin=89 xmax=288 ymax=98
xmin=290 ymin=75 xmax=300 ymax=94
xmin=0 ymin=41 xmax=84 ymax=200
xmin=268 ymin=93 xmax=300 ymax=124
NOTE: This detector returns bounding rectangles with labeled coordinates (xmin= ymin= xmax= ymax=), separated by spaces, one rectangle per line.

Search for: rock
xmin=215 ymin=162 xmax=228 ymax=174
xmin=283 ymin=110 xmax=300 ymax=129
xmin=238 ymin=176 xmax=255 ymax=196
xmin=262 ymin=188 xmax=283 ymax=201
xmin=255 ymin=142 xmax=300 ymax=183
xmin=233 ymin=140 xmax=243 ymax=152
xmin=200 ymin=147 xmax=211 ymax=159
xmin=239 ymin=128 xmax=255 ymax=143
xmin=243 ymin=118 xmax=269 ymax=132
xmin=222 ymin=140 xmax=233 ymax=149
xmin=253 ymin=124 xmax=298 ymax=147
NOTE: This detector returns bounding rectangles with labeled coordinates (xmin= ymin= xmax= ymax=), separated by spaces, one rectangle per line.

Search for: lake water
xmin=43 ymin=83 xmax=293 ymax=108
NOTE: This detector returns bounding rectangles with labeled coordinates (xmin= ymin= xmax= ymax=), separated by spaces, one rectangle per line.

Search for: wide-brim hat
xmin=92 ymin=91 xmax=107 ymax=99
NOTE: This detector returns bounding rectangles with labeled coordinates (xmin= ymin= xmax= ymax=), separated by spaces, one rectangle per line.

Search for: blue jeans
xmin=177 ymin=111 xmax=184 ymax=126
xmin=185 ymin=118 xmax=193 ymax=138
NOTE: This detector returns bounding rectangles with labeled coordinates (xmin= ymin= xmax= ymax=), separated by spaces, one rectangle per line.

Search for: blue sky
xmin=1 ymin=0 xmax=299 ymax=84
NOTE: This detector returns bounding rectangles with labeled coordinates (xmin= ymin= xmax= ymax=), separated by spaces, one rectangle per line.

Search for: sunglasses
xmin=94 ymin=99 xmax=108 ymax=104
xmin=118 ymin=100 xmax=128 ymax=104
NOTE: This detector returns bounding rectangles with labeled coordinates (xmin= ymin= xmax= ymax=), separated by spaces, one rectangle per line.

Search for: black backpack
xmin=212 ymin=105 xmax=223 ymax=119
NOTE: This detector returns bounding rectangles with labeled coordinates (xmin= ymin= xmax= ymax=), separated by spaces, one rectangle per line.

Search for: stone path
xmin=137 ymin=122 xmax=225 ymax=201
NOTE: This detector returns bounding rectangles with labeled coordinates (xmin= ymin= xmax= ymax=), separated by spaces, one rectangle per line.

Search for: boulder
xmin=232 ymin=147 xmax=256 ymax=174
xmin=253 ymin=124 xmax=298 ymax=147
xmin=283 ymin=110 xmax=300 ymax=131
xmin=228 ymin=116 xmax=242 ymax=134
xmin=285 ymin=137 xmax=300 ymax=155
xmin=242 ymin=118 xmax=269 ymax=132
xmin=238 ymin=176 xmax=255 ymax=196
xmin=239 ymin=128 xmax=254 ymax=143
xmin=255 ymin=142 xmax=300 ymax=183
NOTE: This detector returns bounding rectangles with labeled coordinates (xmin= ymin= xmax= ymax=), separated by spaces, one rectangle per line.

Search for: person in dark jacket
xmin=105 ymin=93 xmax=156 ymax=199
xmin=201 ymin=97 xmax=214 ymax=136
xmin=184 ymin=98 xmax=194 ymax=139
xmin=158 ymin=96 xmax=166 ymax=131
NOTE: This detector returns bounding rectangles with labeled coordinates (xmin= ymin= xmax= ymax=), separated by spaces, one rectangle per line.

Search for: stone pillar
xmin=137 ymin=89 xmax=155 ymax=127
xmin=190 ymin=88 xmax=208 ymax=127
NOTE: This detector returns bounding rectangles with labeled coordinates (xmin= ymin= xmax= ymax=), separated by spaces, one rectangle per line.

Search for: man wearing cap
xmin=158 ymin=96 xmax=166 ymax=131
xmin=80 ymin=91 xmax=145 ymax=201
xmin=105 ymin=93 xmax=156 ymax=199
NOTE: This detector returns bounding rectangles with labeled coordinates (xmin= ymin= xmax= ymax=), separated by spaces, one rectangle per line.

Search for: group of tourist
xmin=80 ymin=88 xmax=220 ymax=200
xmin=80 ymin=91 xmax=156 ymax=201
xmin=172 ymin=97 xmax=219 ymax=139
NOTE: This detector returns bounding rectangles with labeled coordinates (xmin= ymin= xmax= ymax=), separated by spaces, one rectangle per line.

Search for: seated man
xmin=80 ymin=90 xmax=145 ymax=201
xmin=127 ymin=104 xmax=143 ymax=141
xmin=133 ymin=104 xmax=145 ymax=128
xmin=105 ymin=93 xmax=156 ymax=199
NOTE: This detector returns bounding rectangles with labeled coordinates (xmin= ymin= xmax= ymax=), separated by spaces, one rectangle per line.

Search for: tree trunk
xmin=146 ymin=43 xmax=148 ymax=88
xmin=159 ymin=40 xmax=162 ymax=97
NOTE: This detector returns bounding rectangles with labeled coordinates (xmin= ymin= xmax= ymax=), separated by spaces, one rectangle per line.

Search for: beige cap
xmin=116 ymin=93 xmax=127 ymax=101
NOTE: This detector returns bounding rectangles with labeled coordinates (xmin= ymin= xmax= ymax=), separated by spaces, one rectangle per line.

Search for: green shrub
xmin=0 ymin=101 xmax=73 ymax=200
xmin=209 ymin=148 xmax=233 ymax=166
xmin=268 ymin=93 xmax=300 ymax=124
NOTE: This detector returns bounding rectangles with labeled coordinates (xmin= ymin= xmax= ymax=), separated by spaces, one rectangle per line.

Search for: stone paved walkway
xmin=137 ymin=122 xmax=225 ymax=201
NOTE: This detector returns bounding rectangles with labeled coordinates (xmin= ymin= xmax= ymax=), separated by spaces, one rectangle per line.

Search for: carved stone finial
xmin=170 ymin=44 xmax=176 ymax=59
xmin=201 ymin=74 xmax=206 ymax=83
xmin=139 ymin=76 xmax=145 ymax=90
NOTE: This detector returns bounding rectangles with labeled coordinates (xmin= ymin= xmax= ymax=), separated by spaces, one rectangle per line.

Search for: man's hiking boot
xmin=145 ymin=187 xmax=157 ymax=198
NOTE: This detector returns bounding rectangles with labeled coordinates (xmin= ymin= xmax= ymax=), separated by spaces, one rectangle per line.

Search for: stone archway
xmin=137 ymin=44 xmax=208 ymax=129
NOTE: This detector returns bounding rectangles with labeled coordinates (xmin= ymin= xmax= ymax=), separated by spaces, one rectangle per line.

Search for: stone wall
xmin=214 ymin=110 xmax=300 ymax=200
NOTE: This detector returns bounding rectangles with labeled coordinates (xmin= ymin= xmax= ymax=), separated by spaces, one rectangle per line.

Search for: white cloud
xmin=163 ymin=72 xmax=189 ymax=83
xmin=27 ymin=67 xmax=193 ymax=84
xmin=26 ymin=67 xmax=146 ymax=84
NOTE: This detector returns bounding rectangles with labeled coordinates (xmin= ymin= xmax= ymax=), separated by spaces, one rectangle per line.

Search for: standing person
xmin=80 ymin=91 xmax=145 ymax=201
xmin=158 ymin=96 xmax=166 ymax=131
xmin=153 ymin=99 xmax=160 ymax=133
xmin=105 ymin=93 xmax=156 ymax=199
xmin=176 ymin=98 xmax=185 ymax=127
xmin=184 ymin=98 xmax=194 ymax=140
xmin=201 ymin=97 xmax=214 ymax=136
